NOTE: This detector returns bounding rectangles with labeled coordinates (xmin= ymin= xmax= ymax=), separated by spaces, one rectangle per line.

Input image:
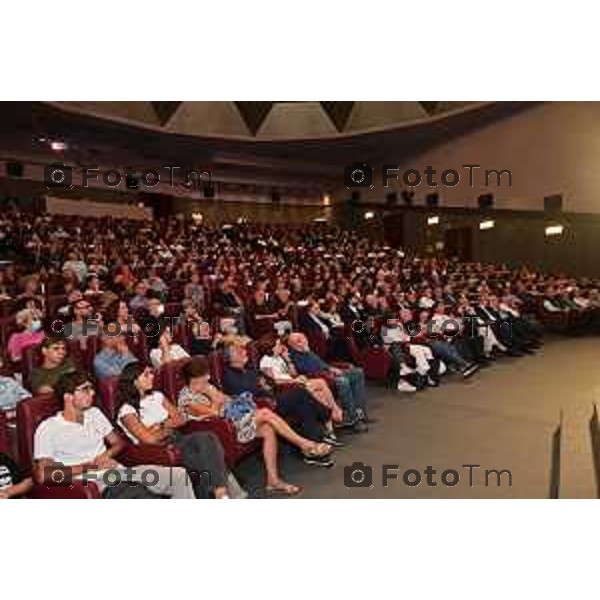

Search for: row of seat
xmin=8 ymin=351 xmax=265 ymax=499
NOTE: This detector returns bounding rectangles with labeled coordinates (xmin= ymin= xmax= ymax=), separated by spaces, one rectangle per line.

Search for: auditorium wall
xmin=339 ymin=102 xmax=600 ymax=215
xmin=347 ymin=205 xmax=600 ymax=278
xmin=169 ymin=196 xmax=331 ymax=225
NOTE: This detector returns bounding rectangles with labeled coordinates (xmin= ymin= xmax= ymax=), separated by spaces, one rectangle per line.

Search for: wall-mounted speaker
xmin=478 ymin=193 xmax=494 ymax=210
xmin=544 ymin=194 xmax=563 ymax=213
xmin=139 ymin=192 xmax=172 ymax=218
xmin=349 ymin=191 xmax=361 ymax=205
xmin=385 ymin=191 xmax=398 ymax=206
xmin=203 ymin=184 xmax=215 ymax=199
xmin=426 ymin=192 xmax=439 ymax=207
xmin=401 ymin=189 xmax=414 ymax=206
xmin=6 ymin=162 xmax=23 ymax=178
xmin=126 ymin=175 xmax=139 ymax=190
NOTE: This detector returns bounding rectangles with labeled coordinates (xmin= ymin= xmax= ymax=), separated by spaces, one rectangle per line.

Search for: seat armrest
xmin=118 ymin=443 xmax=181 ymax=467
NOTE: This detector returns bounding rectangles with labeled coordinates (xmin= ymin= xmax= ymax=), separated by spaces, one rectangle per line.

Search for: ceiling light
xmin=545 ymin=225 xmax=564 ymax=237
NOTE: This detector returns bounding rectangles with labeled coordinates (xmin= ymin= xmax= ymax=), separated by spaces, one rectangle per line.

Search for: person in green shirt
xmin=29 ymin=337 xmax=76 ymax=394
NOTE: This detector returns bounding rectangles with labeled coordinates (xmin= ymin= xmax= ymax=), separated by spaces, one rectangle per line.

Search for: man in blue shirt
xmin=287 ymin=332 xmax=368 ymax=433
xmin=93 ymin=333 xmax=137 ymax=381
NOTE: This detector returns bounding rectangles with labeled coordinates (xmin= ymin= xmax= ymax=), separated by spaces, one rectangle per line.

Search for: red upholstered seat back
xmin=0 ymin=411 xmax=10 ymax=456
xmin=97 ymin=377 xmax=120 ymax=421
xmin=16 ymin=393 xmax=59 ymax=467
xmin=208 ymin=351 xmax=225 ymax=387
xmin=156 ymin=357 xmax=192 ymax=401
xmin=22 ymin=343 xmax=44 ymax=391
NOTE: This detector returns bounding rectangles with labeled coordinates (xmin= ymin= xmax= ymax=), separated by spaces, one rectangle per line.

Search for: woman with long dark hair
xmin=115 ymin=362 xmax=242 ymax=499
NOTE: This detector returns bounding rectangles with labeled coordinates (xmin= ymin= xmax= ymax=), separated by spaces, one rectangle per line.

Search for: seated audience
xmin=116 ymin=362 xmax=241 ymax=499
xmin=179 ymin=357 xmax=333 ymax=494
xmin=286 ymin=332 xmax=369 ymax=432
xmin=7 ymin=307 xmax=45 ymax=363
xmin=221 ymin=338 xmax=337 ymax=455
xmin=184 ymin=272 xmax=205 ymax=312
xmin=0 ymin=451 xmax=33 ymax=499
xmin=259 ymin=337 xmax=344 ymax=442
xmin=30 ymin=337 xmax=77 ymax=394
xmin=34 ymin=370 xmax=193 ymax=498
xmin=93 ymin=333 xmax=137 ymax=381
xmin=149 ymin=328 xmax=190 ymax=369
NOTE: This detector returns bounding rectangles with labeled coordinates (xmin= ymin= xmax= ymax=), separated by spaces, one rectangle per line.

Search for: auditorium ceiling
xmin=43 ymin=101 xmax=486 ymax=139
xmin=0 ymin=101 xmax=540 ymax=184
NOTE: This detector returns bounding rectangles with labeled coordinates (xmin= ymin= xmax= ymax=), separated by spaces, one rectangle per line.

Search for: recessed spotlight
xmin=479 ymin=219 xmax=495 ymax=230
xmin=545 ymin=224 xmax=564 ymax=237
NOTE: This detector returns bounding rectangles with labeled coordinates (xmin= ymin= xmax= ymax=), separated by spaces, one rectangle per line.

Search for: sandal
xmin=266 ymin=481 xmax=302 ymax=496
xmin=303 ymin=442 xmax=332 ymax=458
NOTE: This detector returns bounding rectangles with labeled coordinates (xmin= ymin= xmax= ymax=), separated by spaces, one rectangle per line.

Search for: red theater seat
xmin=156 ymin=357 xmax=192 ymax=400
xmin=346 ymin=335 xmax=391 ymax=381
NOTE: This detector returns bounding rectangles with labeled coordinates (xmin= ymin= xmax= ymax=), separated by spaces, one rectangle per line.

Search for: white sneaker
xmin=397 ymin=381 xmax=418 ymax=393
xmin=438 ymin=361 xmax=447 ymax=376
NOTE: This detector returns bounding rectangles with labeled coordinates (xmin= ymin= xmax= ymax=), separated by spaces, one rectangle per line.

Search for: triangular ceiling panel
xmin=256 ymin=102 xmax=338 ymax=139
xmin=320 ymin=101 xmax=355 ymax=131
xmin=167 ymin=101 xmax=251 ymax=136
xmin=46 ymin=101 xmax=483 ymax=138
xmin=419 ymin=101 xmax=439 ymax=115
xmin=346 ymin=101 xmax=429 ymax=131
xmin=234 ymin=102 xmax=274 ymax=135
xmin=151 ymin=101 xmax=182 ymax=125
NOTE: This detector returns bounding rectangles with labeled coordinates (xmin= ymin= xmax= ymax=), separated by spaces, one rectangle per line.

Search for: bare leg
xmin=257 ymin=423 xmax=280 ymax=485
xmin=257 ymin=423 xmax=300 ymax=494
xmin=255 ymin=408 xmax=330 ymax=454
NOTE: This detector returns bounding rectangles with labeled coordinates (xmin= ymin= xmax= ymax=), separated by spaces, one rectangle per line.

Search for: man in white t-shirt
xmin=33 ymin=370 xmax=195 ymax=499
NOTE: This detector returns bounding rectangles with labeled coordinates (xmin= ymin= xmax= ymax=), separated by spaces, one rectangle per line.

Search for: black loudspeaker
xmin=271 ymin=190 xmax=281 ymax=203
xmin=203 ymin=184 xmax=215 ymax=199
xmin=401 ymin=189 xmax=414 ymax=206
xmin=139 ymin=192 xmax=172 ymax=218
xmin=126 ymin=175 xmax=139 ymax=190
xmin=544 ymin=194 xmax=563 ymax=213
xmin=385 ymin=191 xmax=398 ymax=206
xmin=349 ymin=191 xmax=361 ymax=205
xmin=426 ymin=192 xmax=439 ymax=207
xmin=6 ymin=162 xmax=23 ymax=178
xmin=478 ymin=193 xmax=494 ymax=210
